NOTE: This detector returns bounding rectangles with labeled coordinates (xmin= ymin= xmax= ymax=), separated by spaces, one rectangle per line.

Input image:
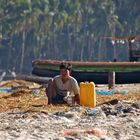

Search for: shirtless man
xmin=46 ymin=62 xmax=80 ymax=105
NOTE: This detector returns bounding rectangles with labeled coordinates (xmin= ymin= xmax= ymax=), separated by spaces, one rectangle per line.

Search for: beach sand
xmin=0 ymin=80 xmax=140 ymax=140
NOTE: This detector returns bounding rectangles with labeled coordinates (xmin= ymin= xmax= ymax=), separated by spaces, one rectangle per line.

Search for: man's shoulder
xmin=69 ymin=76 xmax=78 ymax=83
xmin=54 ymin=75 xmax=61 ymax=79
xmin=53 ymin=75 xmax=61 ymax=82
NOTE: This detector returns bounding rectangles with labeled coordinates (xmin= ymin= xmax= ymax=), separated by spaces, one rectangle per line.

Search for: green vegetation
xmin=0 ymin=0 xmax=140 ymax=74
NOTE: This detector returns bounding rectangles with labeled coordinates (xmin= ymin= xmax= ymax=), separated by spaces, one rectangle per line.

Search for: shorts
xmin=53 ymin=94 xmax=66 ymax=104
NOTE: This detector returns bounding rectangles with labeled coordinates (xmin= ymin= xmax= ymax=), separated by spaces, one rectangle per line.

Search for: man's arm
xmin=47 ymin=78 xmax=57 ymax=104
xmin=72 ymin=79 xmax=80 ymax=104
xmin=74 ymin=94 xmax=80 ymax=104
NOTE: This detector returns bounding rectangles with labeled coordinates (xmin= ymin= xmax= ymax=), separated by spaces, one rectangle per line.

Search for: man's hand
xmin=74 ymin=94 xmax=80 ymax=104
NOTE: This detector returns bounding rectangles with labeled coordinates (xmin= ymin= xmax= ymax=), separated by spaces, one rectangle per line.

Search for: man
xmin=46 ymin=62 xmax=80 ymax=105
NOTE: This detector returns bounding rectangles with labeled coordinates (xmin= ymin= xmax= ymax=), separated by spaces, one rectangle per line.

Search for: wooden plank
xmin=108 ymin=72 xmax=115 ymax=89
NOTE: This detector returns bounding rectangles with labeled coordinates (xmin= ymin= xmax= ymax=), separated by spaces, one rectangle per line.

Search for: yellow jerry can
xmin=80 ymin=82 xmax=96 ymax=107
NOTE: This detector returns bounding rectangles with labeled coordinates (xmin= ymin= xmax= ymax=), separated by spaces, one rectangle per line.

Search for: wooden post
xmin=108 ymin=71 xmax=115 ymax=89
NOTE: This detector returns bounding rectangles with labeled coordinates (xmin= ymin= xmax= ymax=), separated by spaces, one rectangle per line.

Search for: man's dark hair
xmin=59 ymin=62 xmax=72 ymax=71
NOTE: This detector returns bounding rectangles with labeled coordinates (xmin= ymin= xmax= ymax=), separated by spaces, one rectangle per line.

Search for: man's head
xmin=59 ymin=62 xmax=72 ymax=78
xmin=59 ymin=62 xmax=72 ymax=71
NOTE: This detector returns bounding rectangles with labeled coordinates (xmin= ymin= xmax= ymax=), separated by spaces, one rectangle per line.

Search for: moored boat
xmin=32 ymin=60 xmax=140 ymax=84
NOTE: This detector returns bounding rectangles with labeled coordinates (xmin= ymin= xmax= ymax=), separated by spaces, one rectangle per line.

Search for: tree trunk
xmin=7 ymin=38 xmax=12 ymax=70
xmin=67 ymin=26 xmax=72 ymax=60
xmin=20 ymin=31 xmax=26 ymax=73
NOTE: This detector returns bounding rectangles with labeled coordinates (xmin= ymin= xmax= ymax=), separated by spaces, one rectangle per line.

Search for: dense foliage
xmin=0 ymin=0 xmax=140 ymax=74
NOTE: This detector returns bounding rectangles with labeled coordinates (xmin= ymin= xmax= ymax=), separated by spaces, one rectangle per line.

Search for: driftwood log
xmin=4 ymin=75 xmax=50 ymax=84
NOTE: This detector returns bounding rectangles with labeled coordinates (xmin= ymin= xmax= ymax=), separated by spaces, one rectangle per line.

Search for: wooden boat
xmin=32 ymin=60 xmax=140 ymax=84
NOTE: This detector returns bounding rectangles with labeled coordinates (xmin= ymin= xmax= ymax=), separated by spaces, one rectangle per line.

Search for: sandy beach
xmin=0 ymin=80 xmax=140 ymax=140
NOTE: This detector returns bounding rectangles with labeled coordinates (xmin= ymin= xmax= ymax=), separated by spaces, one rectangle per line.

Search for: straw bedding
xmin=0 ymin=80 xmax=140 ymax=113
